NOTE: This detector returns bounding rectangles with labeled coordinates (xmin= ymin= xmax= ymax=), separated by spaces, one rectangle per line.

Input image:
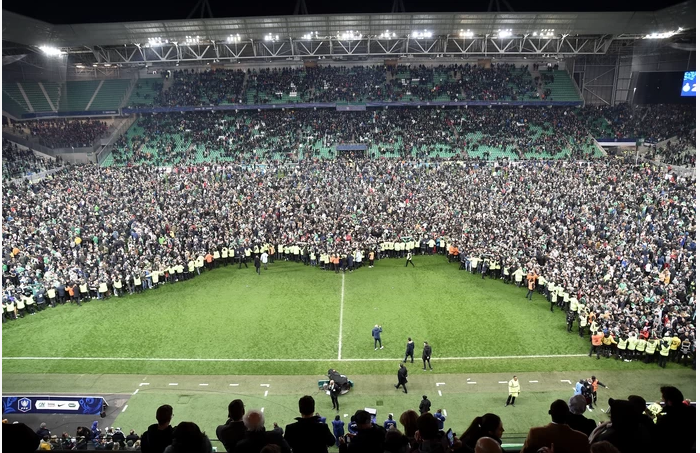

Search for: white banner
xmin=35 ymin=400 xmax=80 ymax=410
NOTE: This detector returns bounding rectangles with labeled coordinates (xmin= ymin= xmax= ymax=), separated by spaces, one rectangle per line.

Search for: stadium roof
xmin=2 ymin=1 xmax=695 ymax=48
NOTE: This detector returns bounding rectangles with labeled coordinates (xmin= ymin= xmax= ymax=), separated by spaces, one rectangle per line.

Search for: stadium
xmin=0 ymin=0 xmax=696 ymax=450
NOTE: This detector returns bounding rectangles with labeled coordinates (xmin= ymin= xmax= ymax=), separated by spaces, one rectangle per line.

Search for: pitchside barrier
xmin=2 ymin=396 xmax=106 ymax=416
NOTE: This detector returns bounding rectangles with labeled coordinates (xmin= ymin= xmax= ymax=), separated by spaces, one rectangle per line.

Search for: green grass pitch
xmin=2 ymin=255 xmax=695 ymax=448
xmin=3 ymin=255 xmax=628 ymax=374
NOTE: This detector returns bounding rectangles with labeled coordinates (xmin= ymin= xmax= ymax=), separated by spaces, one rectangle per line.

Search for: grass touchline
xmin=338 ymin=273 xmax=345 ymax=360
xmin=2 ymin=354 xmax=589 ymax=362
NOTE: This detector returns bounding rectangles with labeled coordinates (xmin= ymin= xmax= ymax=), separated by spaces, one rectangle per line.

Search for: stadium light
xmin=412 ymin=30 xmax=432 ymax=39
xmin=497 ymin=29 xmax=512 ymax=38
xmin=337 ymin=30 xmax=362 ymax=40
xmin=644 ymin=28 xmax=681 ymax=39
xmin=39 ymin=46 xmax=64 ymax=56
xmin=148 ymin=37 xmax=165 ymax=46
xmin=227 ymin=34 xmax=241 ymax=43
xmin=459 ymin=29 xmax=474 ymax=38
xmin=302 ymin=31 xmax=319 ymax=40
xmin=378 ymin=30 xmax=396 ymax=39
xmin=264 ymin=33 xmax=280 ymax=42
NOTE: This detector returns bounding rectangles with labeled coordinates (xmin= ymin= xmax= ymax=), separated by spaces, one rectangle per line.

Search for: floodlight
xmin=39 ymin=46 xmax=64 ymax=56
xmin=498 ymin=29 xmax=512 ymax=38
xmin=459 ymin=29 xmax=474 ymax=38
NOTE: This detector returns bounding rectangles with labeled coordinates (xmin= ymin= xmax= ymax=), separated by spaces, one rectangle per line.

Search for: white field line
xmin=498 ymin=381 xmax=508 ymax=384
xmin=199 ymin=384 xmax=209 ymax=386
xmin=467 ymin=382 xmax=477 ymax=385
xmin=133 ymin=389 xmax=139 ymax=395
xmin=529 ymin=380 xmax=539 ymax=383
xmin=338 ymin=273 xmax=345 ymax=360
xmin=438 ymin=390 xmax=442 ymax=396
xmin=122 ymin=405 xmax=128 ymax=413
xmin=264 ymin=390 xmax=268 ymax=397
xmin=2 ymin=354 xmax=588 ymax=362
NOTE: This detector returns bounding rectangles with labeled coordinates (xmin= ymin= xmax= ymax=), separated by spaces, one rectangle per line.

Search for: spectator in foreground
xmin=413 ymin=412 xmax=448 ymax=452
xmin=457 ymin=413 xmax=504 ymax=453
xmin=163 ymin=421 xmax=211 ymax=453
xmin=217 ymin=399 xmax=246 ymax=452
xmin=476 ymin=436 xmax=503 ymax=453
xmin=235 ymin=409 xmax=290 ymax=453
xmin=521 ymin=400 xmax=589 ymax=453
xmin=2 ymin=422 xmax=41 ymax=453
xmin=140 ymin=404 xmax=174 ymax=453
xmin=566 ymin=395 xmax=596 ymax=436
xmin=654 ymin=386 xmax=695 ymax=453
xmin=36 ymin=422 xmax=50 ymax=439
xmin=399 ymin=410 xmax=420 ymax=448
xmin=338 ymin=409 xmax=386 ymax=453
xmin=283 ymin=396 xmax=335 ymax=453
xmin=384 ymin=427 xmax=410 ymax=453
xmin=589 ymin=398 xmax=654 ymax=453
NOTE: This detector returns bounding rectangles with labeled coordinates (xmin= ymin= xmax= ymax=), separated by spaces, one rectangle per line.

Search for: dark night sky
xmin=3 ymin=0 xmax=687 ymax=24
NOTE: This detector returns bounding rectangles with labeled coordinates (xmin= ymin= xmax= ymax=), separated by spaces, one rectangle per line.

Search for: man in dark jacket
xmin=395 ymin=363 xmax=408 ymax=393
xmin=216 ymin=399 xmax=246 ymax=453
xmin=419 ymin=395 xmax=432 ymax=414
xmin=235 ymin=409 xmax=291 ymax=453
xmin=284 ymin=396 xmax=336 ymax=453
xmin=404 ymin=337 xmax=415 ymax=363
xmin=140 ymin=404 xmax=174 ymax=453
xmin=338 ymin=409 xmax=386 ymax=453
xmin=422 ymin=342 xmax=433 ymax=371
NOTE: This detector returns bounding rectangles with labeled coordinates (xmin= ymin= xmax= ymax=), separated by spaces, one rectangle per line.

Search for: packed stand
xmin=108 ymin=107 xmax=601 ymax=166
xmin=3 ymin=387 xmax=695 ymax=452
xmin=148 ymin=64 xmax=541 ymax=107
xmin=1 ymin=139 xmax=62 ymax=181
xmin=2 ymin=158 xmax=695 ymax=367
xmin=579 ymin=104 xmax=696 ymax=144
xmin=649 ymin=130 xmax=696 ymax=167
xmin=155 ymin=69 xmax=246 ymax=107
xmin=13 ymin=119 xmax=109 ymax=149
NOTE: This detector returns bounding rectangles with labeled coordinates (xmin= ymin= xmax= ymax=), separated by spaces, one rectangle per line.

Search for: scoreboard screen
xmin=681 ymin=71 xmax=696 ymax=97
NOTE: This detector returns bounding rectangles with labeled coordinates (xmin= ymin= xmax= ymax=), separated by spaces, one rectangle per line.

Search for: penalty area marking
xmin=337 ymin=273 xmax=345 ymax=360
xmin=3 ymin=354 xmax=588 ymax=363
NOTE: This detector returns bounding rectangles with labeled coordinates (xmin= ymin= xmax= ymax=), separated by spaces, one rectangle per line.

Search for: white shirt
xmin=261 ymin=252 xmax=268 ymax=264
